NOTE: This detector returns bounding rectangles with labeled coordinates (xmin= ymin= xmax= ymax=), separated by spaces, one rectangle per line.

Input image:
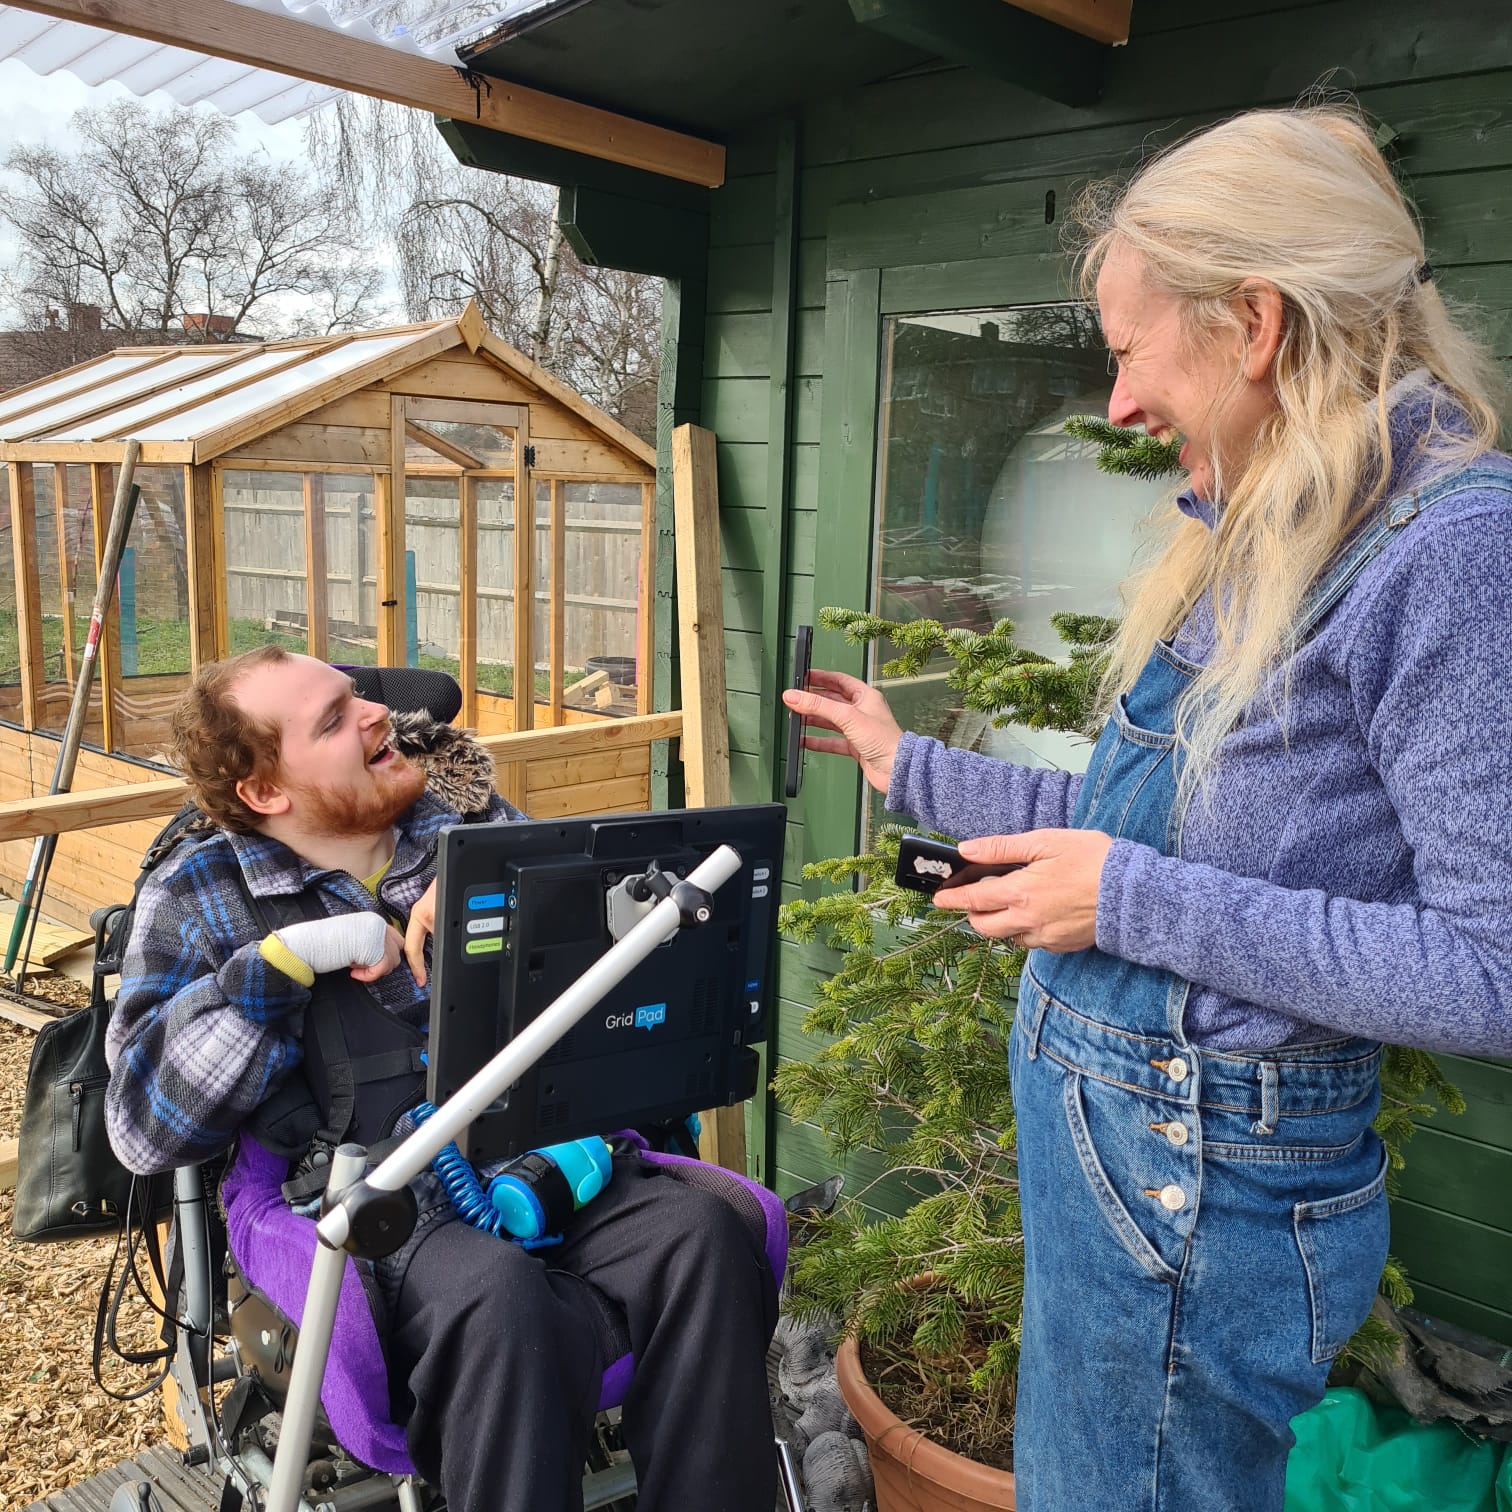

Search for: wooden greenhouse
xmin=0 ymin=305 xmax=665 ymax=929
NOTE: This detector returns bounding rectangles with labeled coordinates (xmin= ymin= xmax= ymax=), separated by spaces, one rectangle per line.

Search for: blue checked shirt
xmin=104 ymin=790 xmax=522 ymax=1176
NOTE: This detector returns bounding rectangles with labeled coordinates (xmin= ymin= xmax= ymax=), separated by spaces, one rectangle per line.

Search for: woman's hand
xmin=403 ymin=878 xmax=438 ymax=987
xmin=932 ymin=829 xmax=1114 ymax=953
xmin=350 ymin=924 xmax=405 ymax=983
xmin=781 ymin=668 xmax=905 ymax=795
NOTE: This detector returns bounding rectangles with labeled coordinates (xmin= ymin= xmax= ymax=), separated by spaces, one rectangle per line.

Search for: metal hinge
xmin=523 ymin=444 xmax=537 ymax=468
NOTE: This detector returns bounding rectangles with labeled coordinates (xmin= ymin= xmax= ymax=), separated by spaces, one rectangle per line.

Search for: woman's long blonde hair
xmin=1073 ymin=104 xmax=1503 ymax=801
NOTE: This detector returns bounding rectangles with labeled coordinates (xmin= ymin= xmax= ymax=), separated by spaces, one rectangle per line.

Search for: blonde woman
xmin=785 ymin=106 xmax=1512 ymax=1510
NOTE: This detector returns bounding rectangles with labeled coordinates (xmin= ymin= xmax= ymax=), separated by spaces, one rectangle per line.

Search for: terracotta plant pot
xmin=835 ymin=1334 xmax=1016 ymax=1512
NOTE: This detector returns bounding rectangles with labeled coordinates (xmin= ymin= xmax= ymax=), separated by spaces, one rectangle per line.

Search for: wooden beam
xmin=670 ymin=424 xmax=745 ymax=1177
xmin=304 ymin=473 xmax=329 ymax=662
xmin=0 ymin=1135 xmax=17 ymax=1194
xmin=377 ymin=399 xmax=406 ymax=667
xmin=849 ymin=0 xmax=1111 ymax=107
xmin=4 ymin=0 xmax=725 ymax=187
xmin=185 ymin=466 xmax=218 ymax=669
xmin=511 ymin=410 xmax=534 ymax=740
xmin=8 ymin=463 xmax=43 ymax=729
xmin=637 ymin=480 xmax=655 ymax=718
xmin=459 ymin=473 xmax=478 ymax=730
xmin=90 ymin=462 xmax=120 ymax=753
xmin=548 ymin=478 xmax=565 ymax=727
xmin=0 ymin=712 xmax=685 ymax=842
xmin=52 ymin=462 xmax=75 ymax=684
xmin=1004 ymin=0 xmax=1130 ymax=45
xmin=405 ymin=419 xmax=483 ymax=470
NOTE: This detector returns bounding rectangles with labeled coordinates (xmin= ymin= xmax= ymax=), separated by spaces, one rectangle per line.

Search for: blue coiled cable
xmin=409 ymin=1100 xmax=515 ymax=1240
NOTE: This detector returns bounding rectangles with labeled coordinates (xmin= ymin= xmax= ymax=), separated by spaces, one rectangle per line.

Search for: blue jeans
xmin=1009 ymin=974 xmax=1388 ymax=1511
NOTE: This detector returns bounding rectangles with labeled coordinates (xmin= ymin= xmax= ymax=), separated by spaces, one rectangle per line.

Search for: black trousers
xmin=381 ymin=1157 xmax=779 ymax=1512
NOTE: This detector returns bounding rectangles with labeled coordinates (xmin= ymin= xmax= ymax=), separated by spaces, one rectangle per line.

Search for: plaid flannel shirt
xmin=105 ymin=789 xmax=522 ymax=1176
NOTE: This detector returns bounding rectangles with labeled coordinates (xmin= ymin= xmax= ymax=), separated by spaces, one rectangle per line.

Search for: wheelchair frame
xmin=133 ymin=843 xmax=802 ymax=1512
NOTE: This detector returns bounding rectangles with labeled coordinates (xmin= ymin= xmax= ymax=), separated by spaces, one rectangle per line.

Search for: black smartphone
xmin=784 ymin=624 xmax=815 ymax=800
xmin=894 ymin=834 xmax=1026 ymax=896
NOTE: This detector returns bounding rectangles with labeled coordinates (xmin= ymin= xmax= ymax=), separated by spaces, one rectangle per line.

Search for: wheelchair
xmin=100 ymin=665 xmax=801 ymax=1512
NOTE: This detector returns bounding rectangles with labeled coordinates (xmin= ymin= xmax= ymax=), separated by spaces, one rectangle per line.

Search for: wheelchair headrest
xmin=335 ymin=666 xmax=462 ymax=724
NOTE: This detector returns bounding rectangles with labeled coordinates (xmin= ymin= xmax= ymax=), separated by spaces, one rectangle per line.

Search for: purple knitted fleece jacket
xmin=886 ymin=381 xmax=1512 ymax=1056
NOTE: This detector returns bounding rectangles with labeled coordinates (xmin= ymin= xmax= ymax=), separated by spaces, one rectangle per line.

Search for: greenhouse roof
xmin=0 ymin=304 xmax=654 ymax=467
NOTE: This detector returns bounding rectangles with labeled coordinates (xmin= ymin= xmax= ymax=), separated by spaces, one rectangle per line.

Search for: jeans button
xmin=1158 ymin=1184 xmax=1186 ymax=1212
xmin=1165 ymin=1122 xmax=1189 ymax=1147
xmin=1166 ymin=1056 xmax=1190 ymax=1083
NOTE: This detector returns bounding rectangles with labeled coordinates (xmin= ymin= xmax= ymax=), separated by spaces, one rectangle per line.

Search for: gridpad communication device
xmin=426 ymin=805 xmax=786 ymax=1165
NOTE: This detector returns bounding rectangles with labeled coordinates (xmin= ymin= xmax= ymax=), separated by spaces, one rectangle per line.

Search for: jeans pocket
xmin=1292 ymin=1138 xmax=1390 ymax=1365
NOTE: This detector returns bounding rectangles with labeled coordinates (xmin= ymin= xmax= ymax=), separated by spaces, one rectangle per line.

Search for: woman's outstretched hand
xmin=933 ymin=829 xmax=1114 ymax=953
xmin=782 ymin=667 xmax=905 ymax=795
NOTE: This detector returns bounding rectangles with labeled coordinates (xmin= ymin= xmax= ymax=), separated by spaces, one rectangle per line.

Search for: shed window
xmin=31 ymin=465 xmax=102 ymax=741
xmin=868 ymin=304 xmax=1167 ymax=839
xmin=222 ymin=471 xmax=310 ymax=657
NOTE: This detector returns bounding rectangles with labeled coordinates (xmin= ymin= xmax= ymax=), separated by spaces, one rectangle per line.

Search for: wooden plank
xmin=0 ymin=902 xmax=91 ymax=962
xmin=405 ymin=397 xmax=526 ymax=430
xmin=637 ymin=480 xmax=655 ymax=718
xmin=512 ymin=411 xmax=534 ymax=735
xmin=378 ymin=398 xmax=405 ymax=667
xmin=225 ymin=422 xmax=389 ymax=467
xmin=304 ymin=473 xmax=328 ymax=661
xmin=0 ymin=440 xmax=195 ymax=465
xmin=209 ymin=464 xmax=229 ymax=659
xmin=549 ymin=478 xmax=565 ymax=726
xmin=1391 ymin=1200 xmax=1512 ymax=1313
xmin=0 ymin=776 xmax=187 ymax=841
xmin=1397 ymin=1125 xmax=1512 ymax=1231
xmin=3 ymin=0 xmax=724 ymax=185
xmin=671 ymin=426 xmax=731 ymax=809
xmin=530 ymin=436 xmax=655 ymax=478
xmin=9 ymin=462 xmax=43 ymax=729
xmin=1005 ymin=0 xmax=1131 ymax=44
xmin=474 ymin=710 xmax=682 ymax=764
xmin=524 ymin=772 xmax=650 ymax=819
xmin=405 ymin=420 xmax=480 ymax=469
xmin=459 ymin=473 xmax=479 ymax=730
xmin=184 ymin=465 xmax=217 ymax=670
xmin=89 ymin=463 xmax=119 ymax=754
xmin=670 ymin=423 xmax=744 ymax=1176
xmin=525 ymin=745 xmax=650 ymax=792
xmin=1405 ymin=1281 xmax=1512 ymax=1350
xmin=0 ymin=1135 xmax=16 ymax=1194
xmin=0 ymin=996 xmax=53 ymax=1032
xmin=52 ymin=462 xmax=75 ymax=683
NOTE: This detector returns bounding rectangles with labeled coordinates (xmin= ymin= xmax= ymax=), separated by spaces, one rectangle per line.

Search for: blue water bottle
xmin=487 ymin=1137 xmax=614 ymax=1242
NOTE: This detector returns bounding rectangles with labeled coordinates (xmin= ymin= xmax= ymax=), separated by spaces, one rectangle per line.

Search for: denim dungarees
xmin=1007 ymin=466 xmax=1511 ymax=1512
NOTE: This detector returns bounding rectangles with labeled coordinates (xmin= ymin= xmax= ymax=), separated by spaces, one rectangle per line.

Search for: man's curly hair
xmin=171 ymin=646 xmax=291 ymax=832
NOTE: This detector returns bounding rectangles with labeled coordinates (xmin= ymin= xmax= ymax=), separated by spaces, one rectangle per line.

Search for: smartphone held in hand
xmin=894 ymin=833 xmax=1025 ymax=895
xmin=784 ymin=624 xmax=814 ymax=799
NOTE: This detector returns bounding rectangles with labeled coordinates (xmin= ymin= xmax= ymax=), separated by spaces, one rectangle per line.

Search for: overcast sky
xmin=0 ymin=55 xmax=388 ymax=327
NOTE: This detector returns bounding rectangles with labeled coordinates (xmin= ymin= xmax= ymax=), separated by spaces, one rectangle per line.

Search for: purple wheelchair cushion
xmin=222 ymin=1135 xmax=789 ymax=1474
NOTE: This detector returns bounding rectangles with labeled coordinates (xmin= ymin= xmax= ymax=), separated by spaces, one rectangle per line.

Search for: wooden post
xmin=90 ymin=463 xmax=121 ymax=754
xmin=303 ymin=473 xmax=329 ymax=661
xmin=378 ymin=397 xmax=407 ymax=667
xmin=52 ymin=463 xmax=75 ymax=683
xmin=549 ymin=478 xmax=565 ymax=727
xmin=210 ymin=465 xmax=229 ymax=659
xmin=511 ymin=415 xmax=534 ymax=736
xmin=637 ymin=479 xmax=656 ymax=717
xmin=185 ymin=465 xmax=219 ymax=670
xmin=8 ymin=463 xmax=43 ymax=730
xmin=459 ymin=472 xmax=478 ymax=729
xmin=670 ymin=423 xmax=744 ymax=1175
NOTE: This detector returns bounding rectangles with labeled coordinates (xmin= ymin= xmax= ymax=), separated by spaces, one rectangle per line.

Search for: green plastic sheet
xmin=1285 ymin=1388 xmax=1512 ymax=1512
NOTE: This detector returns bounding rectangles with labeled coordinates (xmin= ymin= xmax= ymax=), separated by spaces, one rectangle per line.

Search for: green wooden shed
xmin=440 ymin=0 xmax=1512 ymax=1345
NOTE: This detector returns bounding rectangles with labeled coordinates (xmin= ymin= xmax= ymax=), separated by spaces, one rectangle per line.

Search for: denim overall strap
xmin=1296 ymin=462 xmax=1512 ymax=639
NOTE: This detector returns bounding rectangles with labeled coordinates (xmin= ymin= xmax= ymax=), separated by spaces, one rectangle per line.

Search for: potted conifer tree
xmin=775 ymin=422 xmax=1461 ymax=1512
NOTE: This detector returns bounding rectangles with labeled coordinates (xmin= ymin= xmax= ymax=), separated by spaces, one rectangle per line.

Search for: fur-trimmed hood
xmin=389 ymin=710 xmax=495 ymax=819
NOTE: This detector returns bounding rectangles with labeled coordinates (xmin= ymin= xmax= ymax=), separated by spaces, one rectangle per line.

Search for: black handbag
xmin=11 ymin=907 xmax=172 ymax=1243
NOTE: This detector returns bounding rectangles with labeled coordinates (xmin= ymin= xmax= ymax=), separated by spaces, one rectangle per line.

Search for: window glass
xmin=324 ymin=474 xmax=379 ymax=667
xmin=406 ymin=475 xmax=462 ymax=678
xmin=557 ymin=481 xmax=644 ymax=719
xmin=30 ymin=465 xmax=103 ymax=740
xmin=476 ymin=477 xmax=516 ymax=700
xmin=221 ymin=470 xmax=309 ymax=656
xmin=114 ymin=465 xmax=194 ymax=761
xmin=870 ymin=306 xmax=1168 ymax=839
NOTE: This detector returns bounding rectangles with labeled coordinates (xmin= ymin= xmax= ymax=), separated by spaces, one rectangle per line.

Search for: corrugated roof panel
xmin=130 ymin=330 xmax=424 ymax=441
xmin=43 ymin=349 xmax=310 ymax=440
xmin=0 ymin=1 xmax=560 ymax=124
xmin=3 ymin=352 xmax=242 ymax=441
xmin=0 ymin=354 xmax=166 ymax=429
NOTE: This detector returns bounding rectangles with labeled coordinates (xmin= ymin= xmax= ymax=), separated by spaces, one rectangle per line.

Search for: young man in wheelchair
xmin=104 ymin=646 xmax=780 ymax=1512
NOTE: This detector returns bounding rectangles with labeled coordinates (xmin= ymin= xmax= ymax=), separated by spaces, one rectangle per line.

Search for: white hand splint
xmin=275 ymin=913 xmax=388 ymax=975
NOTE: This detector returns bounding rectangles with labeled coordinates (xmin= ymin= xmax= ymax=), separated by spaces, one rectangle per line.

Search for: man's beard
xmin=286 ymin=754 xmax=428 ymax=839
